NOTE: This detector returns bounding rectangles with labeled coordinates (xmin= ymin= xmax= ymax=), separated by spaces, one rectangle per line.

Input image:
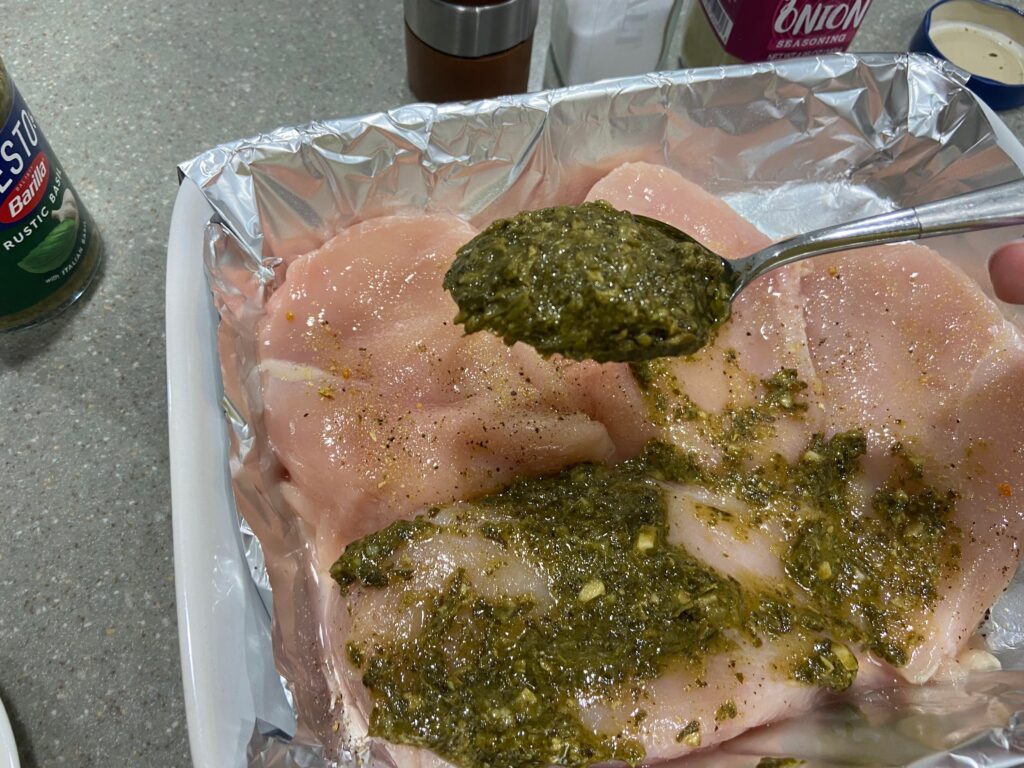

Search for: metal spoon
xmin=446 ymin=179 xmax=1024 ymax=363
xmin=714 ymin=177 xmax=1024 ymax=302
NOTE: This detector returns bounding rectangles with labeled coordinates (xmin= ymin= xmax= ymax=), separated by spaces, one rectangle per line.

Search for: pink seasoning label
xmin=699 ymin=0 xmax=874 ymax=61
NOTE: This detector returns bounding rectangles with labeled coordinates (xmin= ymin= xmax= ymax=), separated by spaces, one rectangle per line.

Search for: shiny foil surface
xmin=179 ymin=53 xmax=1024 ymax=768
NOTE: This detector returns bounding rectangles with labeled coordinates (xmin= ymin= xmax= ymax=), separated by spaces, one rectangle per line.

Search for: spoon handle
xmin=735 ymin=178 xmax=1024 ymax=288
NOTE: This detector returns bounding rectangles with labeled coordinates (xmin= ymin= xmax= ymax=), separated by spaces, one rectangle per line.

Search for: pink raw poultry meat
xmin=229 ymin=163 xmax=1024 ymax=768
xmin=588 ymin=166 xmax=1024 ymax=678
xmin=256 ymin=213 xmax=653 ymax=569
xmin=247 ymin=211 xmax=654 ymax=767
xmin=800 ymin=244 xmax=1024 ymax=683
xmin=569 ymin=162 xmax=1023 ymax=755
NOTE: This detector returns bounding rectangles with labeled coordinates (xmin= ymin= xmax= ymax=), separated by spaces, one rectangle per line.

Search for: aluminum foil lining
xmin=180 ymin=52 xmax=1024 ymax=768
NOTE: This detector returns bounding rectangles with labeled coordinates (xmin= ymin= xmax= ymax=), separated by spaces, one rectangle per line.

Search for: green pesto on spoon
xmin=443 ymin=181 xmax=1024 ymax=363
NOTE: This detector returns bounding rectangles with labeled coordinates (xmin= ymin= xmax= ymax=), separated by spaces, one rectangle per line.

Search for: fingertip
xmin=989 ymin=240 xmax=1024 ymax=304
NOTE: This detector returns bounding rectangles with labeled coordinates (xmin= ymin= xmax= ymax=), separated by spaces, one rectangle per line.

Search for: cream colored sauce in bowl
xmin=932 ymin=20 xmax=1024 ymax=84
xmin=930 ymin=0 xmax=1024 ymax=84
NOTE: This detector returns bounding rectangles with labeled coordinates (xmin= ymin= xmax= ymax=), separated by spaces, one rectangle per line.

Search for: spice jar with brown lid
xmin=404 ymin=0 xmax=540 ymax=103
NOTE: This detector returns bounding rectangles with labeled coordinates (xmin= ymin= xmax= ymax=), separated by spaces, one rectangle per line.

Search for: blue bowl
xmin=910 ymin=0 xmax=1024 ymax=111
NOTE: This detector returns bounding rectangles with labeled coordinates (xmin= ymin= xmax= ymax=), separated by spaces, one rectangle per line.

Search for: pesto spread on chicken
xmin=443 ymin=201 xmax=736 ymax=363
xmin=331 ymin=370 xmax=959 ymax=768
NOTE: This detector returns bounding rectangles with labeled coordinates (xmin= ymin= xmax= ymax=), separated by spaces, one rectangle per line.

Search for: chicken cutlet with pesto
xmin=244 ymin=162 xmax=1024 ymax=768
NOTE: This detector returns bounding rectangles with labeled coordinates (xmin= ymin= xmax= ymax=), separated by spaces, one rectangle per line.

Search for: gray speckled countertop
xmin=0 ymin=1 xmax=1021 ymax=766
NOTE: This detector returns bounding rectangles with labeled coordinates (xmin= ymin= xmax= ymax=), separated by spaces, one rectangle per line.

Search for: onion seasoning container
xmin=0 ymin=56 xmax=101 ymax=332
xmin=679 ymin=0 xmax=874 ymax=68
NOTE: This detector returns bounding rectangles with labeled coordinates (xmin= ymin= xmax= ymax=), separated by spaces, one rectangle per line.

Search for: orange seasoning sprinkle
xmin=998 ymin=483 xmax=1013 ymax=498
xmin=285 ymin=310 xmax=295 ymax=322
xmin=342 ymin=367 xmax=352 ymax=379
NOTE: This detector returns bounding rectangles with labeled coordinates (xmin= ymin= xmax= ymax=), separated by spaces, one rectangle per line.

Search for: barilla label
xmin=0 ymin=83 xmax=95 ymax=317
xmin=699 ymin=0 xmax=873 ymax=61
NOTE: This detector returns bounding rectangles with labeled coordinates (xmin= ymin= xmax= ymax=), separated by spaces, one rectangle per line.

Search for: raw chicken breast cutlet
xmin=238 ymin=162 xmax=1024 ymax=768
xmin=257 ymin=213 xmax=652 ymax=567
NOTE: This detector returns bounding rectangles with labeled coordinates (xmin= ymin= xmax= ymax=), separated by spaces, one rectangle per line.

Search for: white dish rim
xmin=0 ymin=696 xmax=20 ymax=768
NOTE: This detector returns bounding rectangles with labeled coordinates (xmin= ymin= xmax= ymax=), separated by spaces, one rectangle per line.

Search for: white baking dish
xmin=167 ymin=86 xmax=1024 ymax=768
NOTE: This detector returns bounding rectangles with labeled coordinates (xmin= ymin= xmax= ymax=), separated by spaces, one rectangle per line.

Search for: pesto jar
xmin=0 ymin=55 xmax=101 ymax=332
